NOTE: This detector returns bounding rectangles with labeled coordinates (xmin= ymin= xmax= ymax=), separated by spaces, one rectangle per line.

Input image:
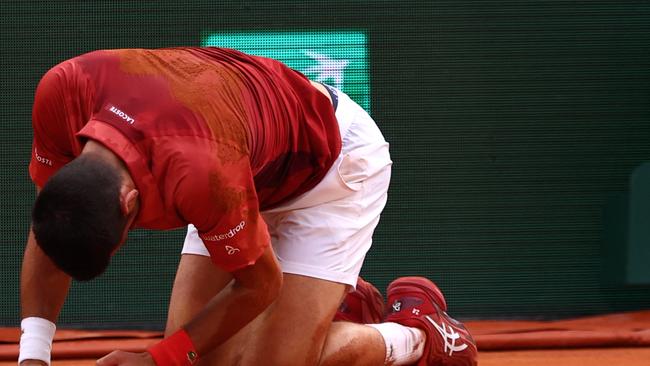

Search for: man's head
xmin=32 ymin=153 xmax=138 ymax=281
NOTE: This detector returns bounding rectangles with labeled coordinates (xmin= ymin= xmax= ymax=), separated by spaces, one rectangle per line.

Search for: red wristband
xmin=147 ymin=328 xmax=199 ymax=366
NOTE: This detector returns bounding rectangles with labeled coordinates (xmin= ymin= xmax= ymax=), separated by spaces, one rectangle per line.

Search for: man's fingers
xmin=19 ymin=360 xmax=48 ymax=366
xmin=96 ymin=350 xmax=125 ymax=366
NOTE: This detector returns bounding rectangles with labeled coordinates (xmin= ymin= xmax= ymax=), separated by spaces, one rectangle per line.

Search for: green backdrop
xmin=1 ymin=1 xmax=649 ymax=329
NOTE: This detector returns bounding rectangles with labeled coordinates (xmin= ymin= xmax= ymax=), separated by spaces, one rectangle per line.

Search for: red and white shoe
xmin=385 ymin=277 xmax=477 ymax=366
xmin=334 ymin=277 xmax=385 ymax=324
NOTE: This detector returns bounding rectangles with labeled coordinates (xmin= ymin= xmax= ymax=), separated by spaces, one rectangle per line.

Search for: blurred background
xmin=1 ymin=1 xmax=649 ymax=329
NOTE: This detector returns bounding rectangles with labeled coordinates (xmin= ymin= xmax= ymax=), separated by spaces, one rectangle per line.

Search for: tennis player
xmin=20 ymin=47 xmax=476 ymax=366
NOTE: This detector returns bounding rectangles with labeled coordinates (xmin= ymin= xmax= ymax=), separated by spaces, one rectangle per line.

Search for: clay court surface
xmin=2 ymin=348 xmax=650 ymax=366
xmin=2 ymin=311 xmax=649 ymax=365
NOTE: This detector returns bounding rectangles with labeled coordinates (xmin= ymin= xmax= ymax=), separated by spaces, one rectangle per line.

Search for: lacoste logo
xmin=34 ymin=147 xmax=53 ymax=166
xmin=425 ymin=315 xmax=468 ymax=356
xmin=200 ymin=221 xmax=246 ymax=242
xmin=108 ymin=105 xmax=135 ymax=124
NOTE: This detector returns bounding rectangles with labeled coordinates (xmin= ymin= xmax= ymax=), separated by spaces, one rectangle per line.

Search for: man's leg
xmin=226 ymin=274 xmax=428 ymax=366
xmin=319 ymin=322 xmax=387 ymax=366
xmin=165 ymin=253 xmax=387 ymax=365
xmin=235 ymin=274 xmax=351 ymax=365
xmin=319 ymin=278 xmax=426 ymax=366
xmin=166 ymin=253 xmax=475 ymax=366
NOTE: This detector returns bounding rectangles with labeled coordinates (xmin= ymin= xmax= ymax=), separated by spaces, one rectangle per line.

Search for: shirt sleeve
xmin=174 ymin=144 xmax=270 ymax=272
xmin=29 ymin=66 xmax=77 ymax=188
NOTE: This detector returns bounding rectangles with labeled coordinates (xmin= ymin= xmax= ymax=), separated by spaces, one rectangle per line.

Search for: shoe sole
xmin=387 ymin=276 xmax=448 ymax=312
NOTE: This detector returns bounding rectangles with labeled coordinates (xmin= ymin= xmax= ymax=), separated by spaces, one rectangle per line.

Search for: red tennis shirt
xmin=29 ymin=47 xmax=341 ymax=272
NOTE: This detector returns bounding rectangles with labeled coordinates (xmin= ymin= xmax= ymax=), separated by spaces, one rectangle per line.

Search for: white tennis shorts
xmin=181 ymin=89 xmax=392 ymax=287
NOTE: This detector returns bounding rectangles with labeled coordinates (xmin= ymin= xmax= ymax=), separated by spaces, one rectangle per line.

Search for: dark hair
xmin=32 ymin=154 xmax=127 ymax=281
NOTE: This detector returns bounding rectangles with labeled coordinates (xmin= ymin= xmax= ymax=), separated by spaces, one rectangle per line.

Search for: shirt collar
xmin=77 ymin=119 xmax=166 ymax=228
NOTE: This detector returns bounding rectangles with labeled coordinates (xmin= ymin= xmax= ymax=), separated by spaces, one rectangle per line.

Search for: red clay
xmin=479 ymin=347 xmax=650 ymax=366
xmin=2 ymin=311 xmax=649 ymax=364
xmin=2 ymin=348 xmax=650 ymax=366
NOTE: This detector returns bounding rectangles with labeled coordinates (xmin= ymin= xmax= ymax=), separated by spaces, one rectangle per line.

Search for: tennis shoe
xmin=385 ymin=277 xmax=477 ymax=366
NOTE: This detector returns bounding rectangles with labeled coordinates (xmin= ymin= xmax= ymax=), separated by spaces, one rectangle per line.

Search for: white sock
xmin=367 ymin=322 xmax=426 ymax=365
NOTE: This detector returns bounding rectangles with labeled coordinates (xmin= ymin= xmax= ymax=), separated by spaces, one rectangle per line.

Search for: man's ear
xmin=119 ymin=187 xmax=139 ymax=216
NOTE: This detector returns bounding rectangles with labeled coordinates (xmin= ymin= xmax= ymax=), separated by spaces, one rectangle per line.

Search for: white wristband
xmin=18 ymin=317 xmax=56 ymax=365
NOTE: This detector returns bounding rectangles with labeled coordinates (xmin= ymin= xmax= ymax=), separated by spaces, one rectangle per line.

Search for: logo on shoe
xmin=392 ymin=300 xmax=401 ymax=312
xmin=425 ymin=315 xmax=468 ymax=356
xmin=390 ymin=297 xmax=424 ymax=313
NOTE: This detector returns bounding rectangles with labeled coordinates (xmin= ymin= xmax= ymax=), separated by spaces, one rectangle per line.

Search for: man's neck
xmin=81 ymin=140 xmax=136 ymax=189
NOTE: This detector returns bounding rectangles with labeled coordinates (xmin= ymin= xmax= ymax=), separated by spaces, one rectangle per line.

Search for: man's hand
xmin=19 ymin=360 xmax=47 ymax=366
xmin=96 ymin=351 xmax=155 ymax=366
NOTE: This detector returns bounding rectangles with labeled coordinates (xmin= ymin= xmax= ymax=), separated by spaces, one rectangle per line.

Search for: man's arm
xmin=20 ymin=187 xmax=72 ymax=365
xmin=20 ymin=228 xmax=71 ymax=322
xmin=97 ymin=245 xmax=282 ymax=366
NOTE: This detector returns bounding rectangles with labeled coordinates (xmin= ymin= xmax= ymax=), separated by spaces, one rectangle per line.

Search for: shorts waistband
xmin=320 ymin=83 xmax=339 ymax=111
